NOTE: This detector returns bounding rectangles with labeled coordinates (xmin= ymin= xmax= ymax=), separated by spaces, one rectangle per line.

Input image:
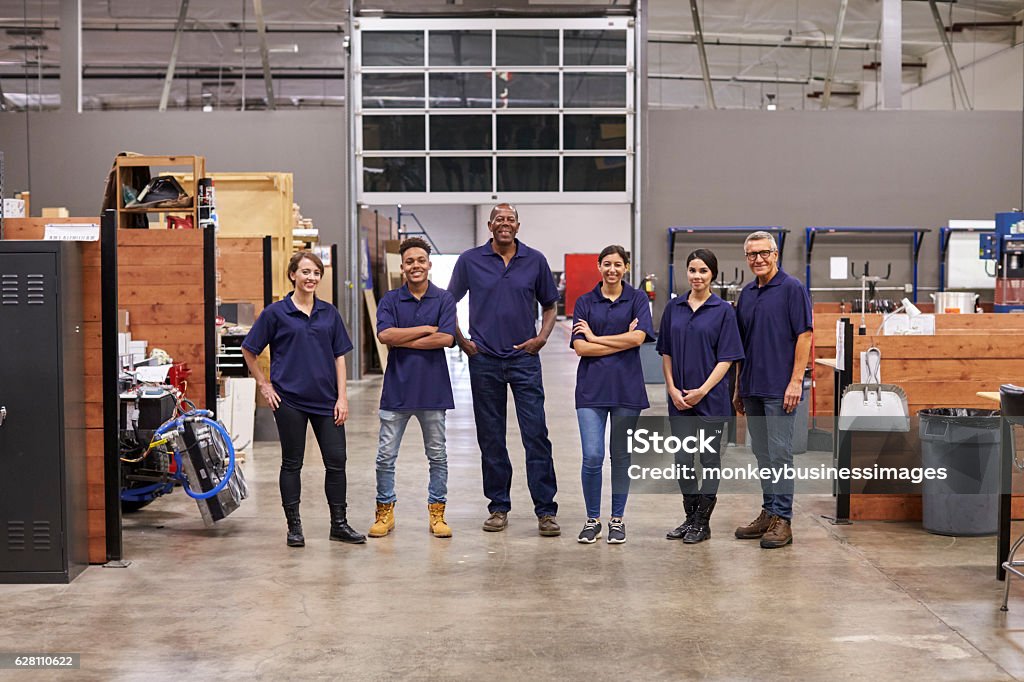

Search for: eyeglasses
xmin=744 ymin=249 xmax=775 ymax=261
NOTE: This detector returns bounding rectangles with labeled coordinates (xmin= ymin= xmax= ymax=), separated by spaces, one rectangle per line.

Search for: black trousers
xmin=273 ymin=402 xmax=347 ymax=506
xmin=672 ymin=416 xmax=726 ymax=498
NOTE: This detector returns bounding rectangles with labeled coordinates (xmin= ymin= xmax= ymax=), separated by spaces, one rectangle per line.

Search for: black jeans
xmin=273 ymin=402 xmax=347 ymax=507
xmin=672 ymin=416 xmax=726 ymax=498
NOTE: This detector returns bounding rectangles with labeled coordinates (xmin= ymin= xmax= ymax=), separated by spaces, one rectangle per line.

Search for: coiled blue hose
xmin=155 ymin=409 xmax=237 ymax=500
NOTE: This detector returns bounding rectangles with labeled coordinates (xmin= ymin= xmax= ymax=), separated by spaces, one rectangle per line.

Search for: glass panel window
xmin=430 ymin=115 xmax=492 ymax=150
xmin=429 ymin=73 xmax=492 ymax=108
xmin=563 ymin=115 xmax=626 ymax=150
xmin=496 ymin=30 xmax=558 ymax=66
xmin=497 ymin=114 xmax=558 ymax=150
xmin=497 ymin=157 xmax=558 ymax=192
xmin=497 ymin=72 xmax=558 ymax=108
xmin=430 ymin=157 xmax=492 ymax=192
xmin=362 ymin=73 xmax=425 ymax=109
xmin=362 ymin=31 xmax=424 ymax=67
xmin=564 ymin=74 xmax=626 ymax=108
xmin=564 ymin=30 xmax=627 ymax=66
xmin=563 ymin=156 xmax=626 ymax=191
xmin=364 ymin=157 xmax=426 ymax=192
xmin=429 ymin=30 xmax=491 ymax=66
xmin=363 ymin=115 xmax=425 ymax=151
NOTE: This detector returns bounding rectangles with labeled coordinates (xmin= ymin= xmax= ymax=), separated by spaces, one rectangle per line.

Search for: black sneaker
xmin=577 ymin=518 xmax=601 ymax=544
xmin=607 ymin=518 xmax=626 ymax=544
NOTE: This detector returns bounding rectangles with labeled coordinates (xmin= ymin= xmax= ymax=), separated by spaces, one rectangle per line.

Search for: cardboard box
xmin=118 ymin=309 xmax=130 ymax=333
xmin=41 ymin=207 xmax=70 ymax=218
xmin=3 ymin=199 xmax=25 ymax=218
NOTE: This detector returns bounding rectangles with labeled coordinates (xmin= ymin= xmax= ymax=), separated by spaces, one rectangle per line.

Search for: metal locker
xmin=0 ymin=241 xmax=87 ymax=583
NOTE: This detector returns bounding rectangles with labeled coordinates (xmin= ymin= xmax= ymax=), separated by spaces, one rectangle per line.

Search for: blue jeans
xmin=468 ymin=352 xmax=557 ymax=516
xmin=743 ymin=397 xmax=795 ymax=519
xmin=577 ymin=407 xmax=639 ymax=519
xmin=375 ymin=409 xmax=448 ymax=504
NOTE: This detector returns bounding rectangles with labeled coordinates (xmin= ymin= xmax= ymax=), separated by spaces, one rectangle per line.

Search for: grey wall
xmin=642 ymin=110 xmax=1023 ymax=318
xmin=0 ymin=110 xmax=347 ymax=246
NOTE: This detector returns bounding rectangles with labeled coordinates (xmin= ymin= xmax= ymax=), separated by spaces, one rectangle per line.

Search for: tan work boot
xmin=760 ymin=515 xmax=793 ymax=549
xmin=428 ymin=502 xmax=452 ymax=538
xmin=734 ymin=509 xmax=773 ymax=539
xmin=368 ymin=502 xmax=395 ymax=538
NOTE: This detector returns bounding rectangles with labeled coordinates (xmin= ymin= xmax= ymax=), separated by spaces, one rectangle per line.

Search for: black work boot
xmin=283 ymin=503 xmax=304 ymax=547
xmin=683 ymin=495 xmax=717 ymax=544
xmin=666 ymin=494 xmax=701 ymax=540
xmin=329 ymin=503 xmax=366 ymax=544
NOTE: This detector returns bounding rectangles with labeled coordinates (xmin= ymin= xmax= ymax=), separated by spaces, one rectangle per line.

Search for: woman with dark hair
xmin=241 ymin=250 xmax=366 ymax=547
xmin=658 ymin=248 xmax=744 ymax=544
xmin=571 ymin=245 xmax=656 ymax=544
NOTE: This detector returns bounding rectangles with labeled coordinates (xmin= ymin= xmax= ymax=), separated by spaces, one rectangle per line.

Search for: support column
xmin=689 ymin=0 xmax=716 ymax=109
xmin=59 ymin=0 xmax=81 ymax=112
xmin=880 ymin=0 xmax=902 ymax=109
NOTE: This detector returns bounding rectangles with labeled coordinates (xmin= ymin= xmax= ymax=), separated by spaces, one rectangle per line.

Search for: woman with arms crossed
xmin=571 ymin=245 xmax=655 ymax=545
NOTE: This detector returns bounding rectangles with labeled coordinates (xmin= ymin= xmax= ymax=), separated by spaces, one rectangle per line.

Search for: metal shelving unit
xmin=667 ymin=226 xmax=789 ymax=296
xmin=804 ymin=226 xmax=929 ymax=302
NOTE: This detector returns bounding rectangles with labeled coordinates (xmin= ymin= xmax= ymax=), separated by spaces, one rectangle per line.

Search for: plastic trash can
xmin=918 ymin=408 xmax=1001 ymax=536
xmin=640 ymin=343 xmax=664 ymax=384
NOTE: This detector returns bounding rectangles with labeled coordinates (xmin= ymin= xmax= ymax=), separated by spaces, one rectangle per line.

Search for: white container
xmin=931 ymin=291 xmax=979 ymax=314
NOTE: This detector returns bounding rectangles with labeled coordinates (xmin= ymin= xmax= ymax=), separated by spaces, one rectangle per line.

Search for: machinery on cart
xmin=980 ymin=212 xmax=1024 ymax=313
xmin=119 ymin=365 xmax=247 ymax=524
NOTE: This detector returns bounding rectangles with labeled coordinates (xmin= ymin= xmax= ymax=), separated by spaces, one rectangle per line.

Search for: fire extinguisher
xmin=640 ymin=273 xmax=657 ymax=302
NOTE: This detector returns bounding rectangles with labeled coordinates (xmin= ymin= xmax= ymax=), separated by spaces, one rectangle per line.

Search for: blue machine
xmin=980 ymin=212 xmax=1024 ymax=313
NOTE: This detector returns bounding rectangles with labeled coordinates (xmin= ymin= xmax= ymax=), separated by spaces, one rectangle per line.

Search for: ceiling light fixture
xmin=232 ymin=44 xmax=298 ymax=54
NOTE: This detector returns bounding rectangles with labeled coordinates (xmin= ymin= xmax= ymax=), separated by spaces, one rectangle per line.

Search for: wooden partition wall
xmin=217 ymin=235 xmax=267 ymax=315
xmin=117 ymin=230 xmax=208 ymax=409
xmin=813 ymin=313 xmax=1024 ymax=520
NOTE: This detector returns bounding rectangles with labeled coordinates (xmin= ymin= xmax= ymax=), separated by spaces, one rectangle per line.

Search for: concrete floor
xmin=4 ymin=322 xmax=1024 ymax=680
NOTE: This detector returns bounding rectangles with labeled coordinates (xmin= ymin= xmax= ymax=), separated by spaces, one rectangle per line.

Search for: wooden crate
xmin=173 ymin=172 xmax=294 ymax=299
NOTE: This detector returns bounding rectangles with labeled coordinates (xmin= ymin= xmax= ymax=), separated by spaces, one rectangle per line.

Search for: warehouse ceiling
xmin=0 ymin=0 xmax=1020 ymax=110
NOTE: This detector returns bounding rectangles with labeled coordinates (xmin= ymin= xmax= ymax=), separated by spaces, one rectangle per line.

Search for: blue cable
xmin=155 ymin=409 xmax=236 ymax=501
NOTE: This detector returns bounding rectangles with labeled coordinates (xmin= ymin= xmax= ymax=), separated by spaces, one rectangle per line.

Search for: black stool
xmin=1000 ymin=384 xmax=1024 ymax=611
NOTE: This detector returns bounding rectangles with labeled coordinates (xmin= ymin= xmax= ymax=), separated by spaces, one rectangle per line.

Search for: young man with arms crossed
xmin=370 ymin=237 xmax=458 ymax=539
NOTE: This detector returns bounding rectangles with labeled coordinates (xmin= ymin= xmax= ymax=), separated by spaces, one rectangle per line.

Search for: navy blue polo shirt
xmin=448 ymin=239 xmax=560 ymax=358
xmin=242 ymin=293 xmax=353 ymax=416
xmin=735 ymin=269 xmax=813 ymax=399
xmin=657 ymin=292 xmax=744 ymax=419
xmin=377 ymin=282 xmax=457 ymax=411
xmin=571 ymin=282 xmax=656 ymax=410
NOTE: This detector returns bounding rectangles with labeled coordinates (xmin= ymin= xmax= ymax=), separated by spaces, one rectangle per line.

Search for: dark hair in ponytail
xmin=686 ymin=248 xmax=719 ymax=281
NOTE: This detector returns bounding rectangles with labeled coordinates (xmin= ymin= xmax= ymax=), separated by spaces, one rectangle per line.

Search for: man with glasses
xmin=732 ymin=231 xmax=813 ymax=548
xmin=448 ymin=203 xmax=562 ymax=536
